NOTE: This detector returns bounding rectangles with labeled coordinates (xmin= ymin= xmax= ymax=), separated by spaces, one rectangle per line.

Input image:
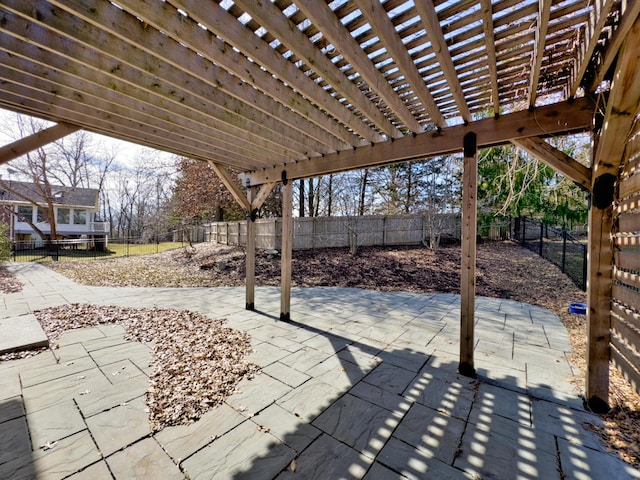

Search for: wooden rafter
xmin=208 ymin=162 xmax=251 ymax=212
xmin=109 ymin=0 xmax=359 ymax=151
xmin=570 ymin=0 xmax=616 ymax=96
xmin=243 ymin=97 xmax=595 ymax=185
xmin=0 ymin=122 xmax=80 ymax=165
xmin=36 ymin=1 xmax=325 ymax=160
xmin=511 ymin=137 xmax=592 ymax=190
xmin=251 ymin=183 xmax=276 ymax=211
xmin=414 ymin=0 xmax=472 ymax=123
xmin=355 ymin=0 xmax=446 ymax=128
xmin=480 ymin=0 xmax=500 ymax=115
xmin=528 ymin=0 xmax=552 ymax=108
xmin=293 ymin=0 xmax=420 ymax=136
xmin=589 ymin=0 xmax=640 ymax=91
xmin=220 ymin=2 xmax=396 ymax=141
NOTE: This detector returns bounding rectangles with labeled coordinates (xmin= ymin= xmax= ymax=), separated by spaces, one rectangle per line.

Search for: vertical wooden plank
xmin=586 ymin=201 xmax=613 ymax=411
xmin=281 ymin=180 xmax=293 ymax=321
xmin=460 ymin=132 xmax=478 ymax=377
xmin=246 ymin=186 xmax=257 ymax=310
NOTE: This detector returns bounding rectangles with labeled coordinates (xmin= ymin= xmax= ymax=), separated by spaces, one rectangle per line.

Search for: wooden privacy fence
xmin=203 ymin=214 xmax=463 ymax=250
xmin=611 ymin=123 xmax=640 ymax=397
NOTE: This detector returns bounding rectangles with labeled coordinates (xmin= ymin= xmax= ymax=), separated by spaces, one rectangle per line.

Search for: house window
xmin=17 ymin=205 xmax=33 ymax=222
xmin=73 ymin=209 xmax=87 ymax=225
xmin=36 ymin=207 xmax=47 ymax=223
xmin=57 ymin=208 xmax=70 ymax=224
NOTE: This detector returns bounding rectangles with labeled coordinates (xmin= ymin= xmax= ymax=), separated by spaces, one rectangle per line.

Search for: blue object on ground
xmin=569 ymin=302 xmax=587 ymax=315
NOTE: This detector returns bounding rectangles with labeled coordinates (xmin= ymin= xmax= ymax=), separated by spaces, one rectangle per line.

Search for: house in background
xmin=0 ymin=180 xmax=109 ymax=247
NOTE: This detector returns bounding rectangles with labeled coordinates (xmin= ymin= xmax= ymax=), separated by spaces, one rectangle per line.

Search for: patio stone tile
xmin=336 ymin=345 xmax=382 ymax=370
xmin=248 ymin=341 xmax=295 ymax=368
xmin=262 ymin=361 xmax=311 ymax=388
xmin=155 ymin=403 xmax=245 ymax=462
xmin=466 ymin=407 xmax=557 ymax=457
xmin=85 ymin=397 xmax=151 ymax=456
xmin=275 ymin=433 xmax=373 ymax=480
xmin=56 ymin=327 xmax=106 ymax=347
xmin=349 ymin=381 xmax=412 ymax=414
xmin=302 ymin=332 xmax=353 ymax=354
xmin=312 ymin=393 xmax=401 ymax=458
xmin=472 ymin=382 xmax=531 ymax=426
xmin=530 ymin=399 xmax=605 ymax=451
xmin=403 ymin=371 xmax=476 ymax=420
xmin=557 ymin=437 xmax=640 ymax=480
xmin=27 ymin=400 xmax=86 ymax=449
xmin=306 ymin=356 xmax=368 ymax=391
xmin=107 ymin=437 xmax=183 ymax=480
xmin=527 ymin=383 xmax=585 ymax=410
xmin=66 ymin=461 xmax=113 ymax=480
xmin=96 ymin=323 xmax=127 ymax=337
xmin=251 ymin=403 xmax=321 ymax=453
xmin=51 ymin=343 xmax=89 ymax=363
xmin=0 ymin=374 xmax=21 ymax=402
xmin=363 ymin=362 xmax=417 ymax=395
xmin=377 ymin=347 xmax=430 ymax=372
xmin=281 ymin=347 xmax=332 ymax=373
xmin=454 ymin=423 xmax=561 ymax=480
xmin=89 ymin=342 xmax=152 ymax=371
xmin=377 ymin=436 xmax=471 ymax=480
xmin=0 ymin=415 xmax=31 ymax=465
xmin=181 ymin=420 xmax=294 ymax=480
xmin=227 ymin=373 xmax=292 ymax=416
xmin=363 ymin=462 xmax=409 ymax=479
xmin=81 ymin=333 xmax=129 ymax=353
xmin=0 ymin=430 xmax=101 ymax=480
xmin=99 ymin=358 xmax=147 ymax=385
xmin=475 ymin=361 xmax=528 ymax=391
xmin=20 ymin=355 xmax=98 ymax=388
xmin=277 ymin=379 xmax=343 ymax=422
xmin=22 ymin=368 xmax=112 ymax=413
xmin=75 ymin=375 xmax=148 ymax=418
xmin=393 ymin=402 xmax=465 ymax=464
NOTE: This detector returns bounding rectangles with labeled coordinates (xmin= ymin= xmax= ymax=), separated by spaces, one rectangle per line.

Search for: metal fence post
xmin=582 ymin=243 xmax=588 ymax=290
xmin=561 ymin=230 xmax=567 ymax=273
xmin=521 ymin=217 xmax=526 ymax=245
xmin=539 ymin=221 xmax=544 ymax=256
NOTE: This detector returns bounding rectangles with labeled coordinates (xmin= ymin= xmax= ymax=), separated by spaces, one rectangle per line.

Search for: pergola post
xmin=280 ymin=179 xmax=293 ymax=321
xmin=246 ymin=186 xmax=257 ymax=310
xmin=586 ymin=197 xmax=613 ymax=411
xmin=459 ymin=132 xmax=478 ymax=378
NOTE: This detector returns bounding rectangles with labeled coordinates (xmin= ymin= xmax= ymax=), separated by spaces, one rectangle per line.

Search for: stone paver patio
xmin=1 ymin=262 xmax=639 ymax=479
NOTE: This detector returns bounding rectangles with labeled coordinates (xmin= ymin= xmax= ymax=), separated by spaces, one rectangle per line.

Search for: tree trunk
xmin=299 ymin=180 xmax=305 ymax=218
xmin=359 ymin=169 xmax=369 ymax=216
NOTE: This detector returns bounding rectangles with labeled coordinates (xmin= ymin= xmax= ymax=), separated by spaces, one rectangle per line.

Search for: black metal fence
xmin=512 ymin=217 xmax=587 ymax=291
xmin=9 ymin=234 xmax=195 ymax=262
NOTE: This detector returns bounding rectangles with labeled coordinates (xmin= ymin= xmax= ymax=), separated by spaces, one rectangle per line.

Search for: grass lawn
xmin=10 ymin=242 xmax=186 ymax=262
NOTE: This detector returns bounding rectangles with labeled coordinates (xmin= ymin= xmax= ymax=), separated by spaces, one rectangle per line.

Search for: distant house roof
xmin=0 ymin=181 xmax=98 ymax=208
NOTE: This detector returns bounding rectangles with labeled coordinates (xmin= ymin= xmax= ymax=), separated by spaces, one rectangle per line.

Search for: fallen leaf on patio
xmin=289 ymin=459 xmax=296 ymax=472
xmin=40 ymin=441 xmax=57 ymax=451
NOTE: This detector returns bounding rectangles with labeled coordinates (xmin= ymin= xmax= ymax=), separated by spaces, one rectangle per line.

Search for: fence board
xmin=615 ymin=250 xmax=640 ymax=272
xmin=615 ymin=267 xmax=640 ymax=289
xmin=611 ymin=339 xmax=640 ymax=396
xmin=618 ymin=212 xmax=640 ymax=233
xmin=619 ymin=171 xmax=640 ymax=199
xmin=612 ymin=307 xmax=640 ymax=356
xmin=613 ymin=283 xmax=640 ymax=310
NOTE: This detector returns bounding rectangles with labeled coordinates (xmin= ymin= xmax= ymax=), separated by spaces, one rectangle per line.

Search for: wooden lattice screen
xmin=612 ymin=121 xmax=640 ymax=395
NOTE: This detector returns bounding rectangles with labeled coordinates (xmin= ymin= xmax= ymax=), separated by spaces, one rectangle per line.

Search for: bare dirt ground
xmin=2 ymin=241 xmax=639 ymax=466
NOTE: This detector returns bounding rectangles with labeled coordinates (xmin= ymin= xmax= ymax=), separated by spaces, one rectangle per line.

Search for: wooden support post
xmin=280 ymin=179 xmax=293 ymax=321
xmin=586 ymin=193 xmax=613 ymax=412
xmin=246 ymin=186 xmax=257 ymax=310
xmin=459 ymin=132 xmax=478 ymax=378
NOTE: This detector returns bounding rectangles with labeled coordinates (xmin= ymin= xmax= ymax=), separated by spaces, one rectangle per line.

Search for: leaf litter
xmin=33 ymin=303 xmax=258 ymax=432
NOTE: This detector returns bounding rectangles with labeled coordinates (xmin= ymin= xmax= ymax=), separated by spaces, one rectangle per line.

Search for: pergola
xmin=1 ymin=0 xmax=639 ymax=411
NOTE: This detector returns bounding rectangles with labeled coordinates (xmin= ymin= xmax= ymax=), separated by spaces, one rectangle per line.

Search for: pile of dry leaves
xmin=34 ymin=304 xmax=257 ymax=431
xmin=0 ymin=265 xmax=23 ymax=294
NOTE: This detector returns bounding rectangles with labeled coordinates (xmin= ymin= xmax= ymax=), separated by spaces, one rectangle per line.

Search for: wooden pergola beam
xmin=589 ymin=0 xmax=640 ymax=91
xmin=511 ymin=136 xmax=592 ymax=190
xmin=459 ymin=132 xmax=478 ymax=377
xmin=356 ymin=0 xmax=446 ymax=128
xmin=480 ymin=0 xmax=500 ymax=115
xmin=0 ymin=122 xmax=80 ymax=165
xmin=293 ymin=0 xmax=419 ymax=136
xmin=414 ymin=0 xmax=471 ymax=123
xmin=280 ymin=181 xmax=293 ymax=321
xmin=586 ymin=15 xmax=640 ymax=411
xmin=570 ymin=0 xmax=616 ymax=96
xmin=243 ymin=97 xmax=596 ymax=186
xmin=251 ymin=183 xmax=276 ymax=211
xmin=527 ymin=0 xmax=552 ymax=108
xmin=208 ymin=162 xmax=251 ymax=212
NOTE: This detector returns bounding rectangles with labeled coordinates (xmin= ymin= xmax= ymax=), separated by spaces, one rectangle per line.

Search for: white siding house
xmin=0 ymin=181 xmax=109 ymax=244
